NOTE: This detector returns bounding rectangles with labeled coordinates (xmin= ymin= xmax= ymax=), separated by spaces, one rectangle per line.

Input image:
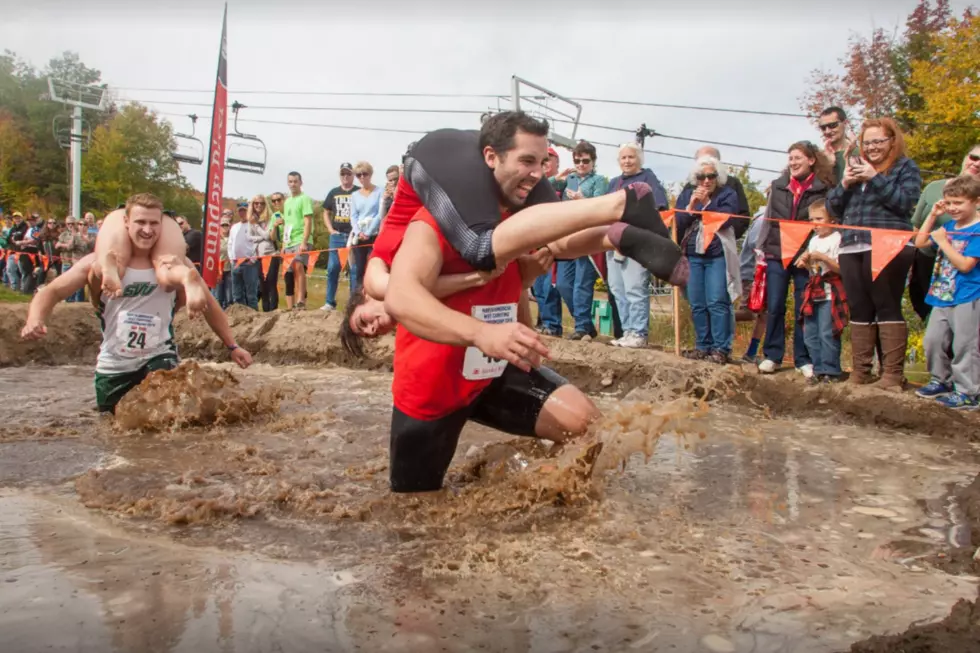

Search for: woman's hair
xmin=573 ymin=140 xmax=598 ymax=161
xmin=339 ymin=288 xmax=368 ymax=358
xmin=686 ymin=156 xmax=728 ymax=186
xmin=618 ymin=142 xmax=644 ymax=165
xmin=787 ymin=141 xmax=836 ymax=187
xmin=353 ymin=161 xmax=374 ymax=177
xmin=250 ymin=194 xmax=271 ymax=223
xmin=859 ymin=117 xmax=907 ymax=173
xmin=962 ymin=144 xmax=980 ymax=175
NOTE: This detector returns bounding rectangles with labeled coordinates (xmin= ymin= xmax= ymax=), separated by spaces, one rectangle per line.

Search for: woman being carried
xmin=94 ymin=208 xmax=211 ymax=317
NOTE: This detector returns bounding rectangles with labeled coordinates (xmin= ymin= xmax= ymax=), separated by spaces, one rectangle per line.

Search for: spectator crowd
xmin=3 ymin=107 xmax=979 ymax=411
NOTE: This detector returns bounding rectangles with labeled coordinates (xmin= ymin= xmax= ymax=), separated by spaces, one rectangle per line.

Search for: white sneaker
xmin=797 ymin=364 xmax=815 ymax=379
xmin=758 ymin=359 xmax=779 ymax=374
xmin=320 ymin=304 xmax=335 ymax=312
xmin=609 ymin=331 xmax=629 ymax=347
xmin=620 ymin=332 xmax=647 ymax=349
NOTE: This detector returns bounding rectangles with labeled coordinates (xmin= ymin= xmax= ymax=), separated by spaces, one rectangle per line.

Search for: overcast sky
xmin=1 ymin=0 xmax=973 ymax=201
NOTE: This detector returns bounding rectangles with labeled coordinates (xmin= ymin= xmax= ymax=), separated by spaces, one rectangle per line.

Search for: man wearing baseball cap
xmin=321 ymin=162 xmax=360 ymax=311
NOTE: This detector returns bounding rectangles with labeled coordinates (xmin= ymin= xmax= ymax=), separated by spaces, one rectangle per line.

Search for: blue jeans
xmin=349 ymin=236 xmax=375 ymax=296
xmin=803 ymin=301 xmax=842 ymax=377
xmin=762 ymin=260 xmax=811 ymax=367
xmin=62 ymin=263 xmax=85 ymax=302
xmin=606 ymin=253 xmax=651 ymax=337
xmin=232 ymin=261 xmax=260 ymax=309
xmin=687 ymin=255 xmax=733 ymax=354
xmin=532 ymin=271 xmax=563 ymax=333
xmin=212 ymin=271 xmax=231 ymax=309
xmin=324 ymin=232 xmax=348 ymax=308
xmin=556 ymin=257 xmax=598 ymax=335
xmin=6 ymin=258 xmax=21 ymax=291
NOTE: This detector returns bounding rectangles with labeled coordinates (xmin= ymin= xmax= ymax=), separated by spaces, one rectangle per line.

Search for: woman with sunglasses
xmin=757 ymin=141 xmax=835 ymax=377
xmin=245 ymin=195 xmax=278 ymax=312
xmin=348 ymin=161 xmax=383 ymax=294
xmin=908 ymin=144 xmax=980 ymax=320
xmin=675 ymin=156 xmax=744 ymax=363
xmin=827 ymin=117 xmax=922 ymax=389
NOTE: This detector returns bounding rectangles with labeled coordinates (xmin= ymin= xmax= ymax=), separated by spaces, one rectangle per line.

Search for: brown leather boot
xmin=848 ymin=323 xmax=877 ymax=385
xmin=873 ymin=322 xmax=908 ymax=391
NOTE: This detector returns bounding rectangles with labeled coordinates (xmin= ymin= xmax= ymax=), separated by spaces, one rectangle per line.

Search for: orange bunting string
xmin=306 ymin=251 xmax=320 ymax=275
xmin=871 ymin=230 xmax=913 ymax=281
xmin=779 ymin=222 xmax=813 ymax=268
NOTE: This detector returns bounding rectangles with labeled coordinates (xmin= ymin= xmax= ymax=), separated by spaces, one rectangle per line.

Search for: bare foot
xmin=100 ymin=250 xmax=124 ymax=298
xmin=183 ymin=269 xmax=210 ymax=319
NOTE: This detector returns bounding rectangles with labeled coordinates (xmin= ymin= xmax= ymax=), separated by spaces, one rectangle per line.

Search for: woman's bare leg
xmin=93 ymin=209 xmax=131 ymax=298
xmin=154 ymin=254 xmax=211 ymax=319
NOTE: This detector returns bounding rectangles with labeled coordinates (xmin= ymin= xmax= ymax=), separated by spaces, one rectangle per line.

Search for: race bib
xmin=116 ymin=311 xmax=163 ymax=358
xmin=462 ymin=303 xmax=517 ymax=381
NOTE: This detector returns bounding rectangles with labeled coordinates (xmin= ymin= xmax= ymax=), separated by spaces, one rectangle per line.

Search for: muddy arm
xmin=23 ymin=254 xmax=94 ymax=338
xmin=201 ymin=292 xmax=237 ymax=348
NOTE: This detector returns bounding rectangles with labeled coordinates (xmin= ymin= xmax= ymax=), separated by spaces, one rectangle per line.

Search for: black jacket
xmin=762 ymin=173 xmax=830 ymax=261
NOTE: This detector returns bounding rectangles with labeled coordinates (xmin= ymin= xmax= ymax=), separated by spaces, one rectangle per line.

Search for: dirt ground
xmin=1 ymin=302 xmax=979 ymax=652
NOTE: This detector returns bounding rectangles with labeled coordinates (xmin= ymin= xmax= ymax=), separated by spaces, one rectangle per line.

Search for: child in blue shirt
xmin=913 ymin=175 xmax=980 ymax=410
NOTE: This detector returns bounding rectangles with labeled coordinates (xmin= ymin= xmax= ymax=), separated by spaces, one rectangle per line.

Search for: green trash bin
xmin=592 ymin=299 xmax=613 ymax=336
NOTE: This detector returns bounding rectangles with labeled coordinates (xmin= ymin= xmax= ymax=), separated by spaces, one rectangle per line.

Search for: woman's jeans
xmin=687 ymin=254 xmax=732 ymax=354
xmin=606 ymin=253 xmax=650 ymax=337
xmin=762 ymin=260 xmax=811 ymax=368
xmin=232 ymin=260 xmax=260 ymax=310
xmin=62 ymin=263 xmax=85 ymax=302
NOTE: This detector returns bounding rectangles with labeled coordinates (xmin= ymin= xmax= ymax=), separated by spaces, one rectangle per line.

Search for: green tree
xmin=82 ymin=104 xmax=189 ymax=211
xmin=0 ymin=110 xmax=38 ymax=211
xmin=905 ymin=14 xmax=980 ymax=181
xmin=731 ymin=163 xmax=767 ymax=216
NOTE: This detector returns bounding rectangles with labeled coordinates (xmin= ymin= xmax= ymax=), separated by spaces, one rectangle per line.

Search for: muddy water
xmin=0 ymin=364 xmax=978 ymax=653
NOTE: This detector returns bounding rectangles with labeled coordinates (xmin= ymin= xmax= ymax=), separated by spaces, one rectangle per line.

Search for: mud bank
xmin=3 ymin=303 xmax=978 ymax=440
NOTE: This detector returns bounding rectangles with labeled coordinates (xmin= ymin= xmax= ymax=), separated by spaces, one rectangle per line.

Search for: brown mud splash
xmin=113 ymin=361 xmax=295 ymax=432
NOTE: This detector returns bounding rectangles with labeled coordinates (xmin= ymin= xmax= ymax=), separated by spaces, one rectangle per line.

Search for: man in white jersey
xmin=21 ymin=193 xmax=253 ymax=413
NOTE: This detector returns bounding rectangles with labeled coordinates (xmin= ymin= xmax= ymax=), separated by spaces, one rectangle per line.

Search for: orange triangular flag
xmin=40 ymin=255 xmax=49 ymax=269
xmin=306 ymin=251 xmax=320 ymax=275
xmin=12 ymin=253 xmax=19 ymax=262
xmin=779 ymin=221 xmax=813 ymax=268
xmin=260 ymin=255 xmax=272 ymax=277
xmin=218 ymin=259 xmax=224 ymax=275
xmin=281 ymin=253 xmax=296 ymax=277
xmin=699 ymin=211 xmax=730 ymax=249
xmin=871 ymin=229 xmax=913 ymax=281
xmin=337 ymin=247 xmax=349 ymax=271
xmin=661 ymin=209 xmax=675 ymax=229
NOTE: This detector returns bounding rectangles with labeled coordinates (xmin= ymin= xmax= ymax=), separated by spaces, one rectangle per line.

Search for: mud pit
xmin=1 ymin=304 xmax=980 ymax=653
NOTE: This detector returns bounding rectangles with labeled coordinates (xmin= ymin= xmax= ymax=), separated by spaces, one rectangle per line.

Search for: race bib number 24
xmin=116 ymin=311 xmax=163 ymax=357
xmin=462 ymin=303 xmax=517 ymax=381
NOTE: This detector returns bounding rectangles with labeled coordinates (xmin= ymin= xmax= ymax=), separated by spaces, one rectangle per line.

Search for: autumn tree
xmin=730 ymin=164 xmax=767 ymax=216
xmin=0 ymin=110 xmax=38 ymax=210
xmin=904 ymin=13 xmax=980 ymax=181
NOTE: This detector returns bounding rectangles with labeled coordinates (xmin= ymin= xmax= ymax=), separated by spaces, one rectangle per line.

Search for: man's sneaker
xmin=758 ymin=359 xmax=779 ymax=374
xmin=934 ymin=392 xmax=980 ymax=411
xmin=821 ymin=375 xmax=841 ymax=384
xmin=797 ymin=364 xmax=815 ymax=380
xmin=537 ymin=327 xmax=560 ymax=337
xmin=708 ymin=350 xmax=729 ymax=365
xmin=320 ymin=304 xmax=335 ymax=312
xmin=609 ymin=331 xmax=632 ymax=347
xmin=682 ymin=349 xmax=707 ymax=360
xmin=915 ymin=381 xmax=953 ymax=399
xmin=619 ymin=332 xmax=647 ymax=349
xmin=568 ymin=329 xmax=597 ymax=341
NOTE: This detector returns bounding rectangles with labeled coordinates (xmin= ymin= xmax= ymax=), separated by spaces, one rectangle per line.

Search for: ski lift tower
xmin=47 ymin=79 xmax=109 ymax=220
xmin=510 ymin=76 xmax=582 ymax=150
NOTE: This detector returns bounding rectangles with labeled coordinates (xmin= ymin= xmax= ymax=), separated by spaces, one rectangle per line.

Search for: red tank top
xmin=371 ymin=176 xmax=420 ymax=267
xmin=392 ymin=208 xmax=522 ymax=421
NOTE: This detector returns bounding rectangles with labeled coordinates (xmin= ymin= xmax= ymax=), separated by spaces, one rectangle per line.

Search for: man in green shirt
xmin=283 ymin=171 xmax=314 ymax=310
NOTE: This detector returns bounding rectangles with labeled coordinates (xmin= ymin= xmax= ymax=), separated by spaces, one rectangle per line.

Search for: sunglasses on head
xmin=696 ymin=173 xmax=719 ymax=181
xmin=573 ymin=158 xmax=592 ymax=165
xmin=819 ymin=121 xmax=841 ymax=132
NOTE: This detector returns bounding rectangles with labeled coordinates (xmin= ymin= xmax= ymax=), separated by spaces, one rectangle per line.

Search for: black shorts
xmin=389 ymin=364 xmax=568 ymax=493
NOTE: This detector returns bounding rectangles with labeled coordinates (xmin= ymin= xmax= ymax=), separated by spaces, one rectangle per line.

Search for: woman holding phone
xmin=827 ymin=117 xmax=922 ymax=389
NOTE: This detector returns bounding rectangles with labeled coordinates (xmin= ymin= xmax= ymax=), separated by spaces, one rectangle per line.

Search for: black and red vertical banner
xmin=201 ymin=3 xmax=228 ymax=289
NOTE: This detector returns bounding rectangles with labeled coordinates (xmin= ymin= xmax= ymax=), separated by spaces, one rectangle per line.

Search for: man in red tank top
xmin=380 ymin=114 xmax=611 ymax=493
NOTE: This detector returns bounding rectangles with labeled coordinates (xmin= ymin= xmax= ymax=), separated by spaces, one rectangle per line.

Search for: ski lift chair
xmin=225 ymin=101 xmax=267 ymax=174
xmin=172 ymin=114 xmax=205 ymax=165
